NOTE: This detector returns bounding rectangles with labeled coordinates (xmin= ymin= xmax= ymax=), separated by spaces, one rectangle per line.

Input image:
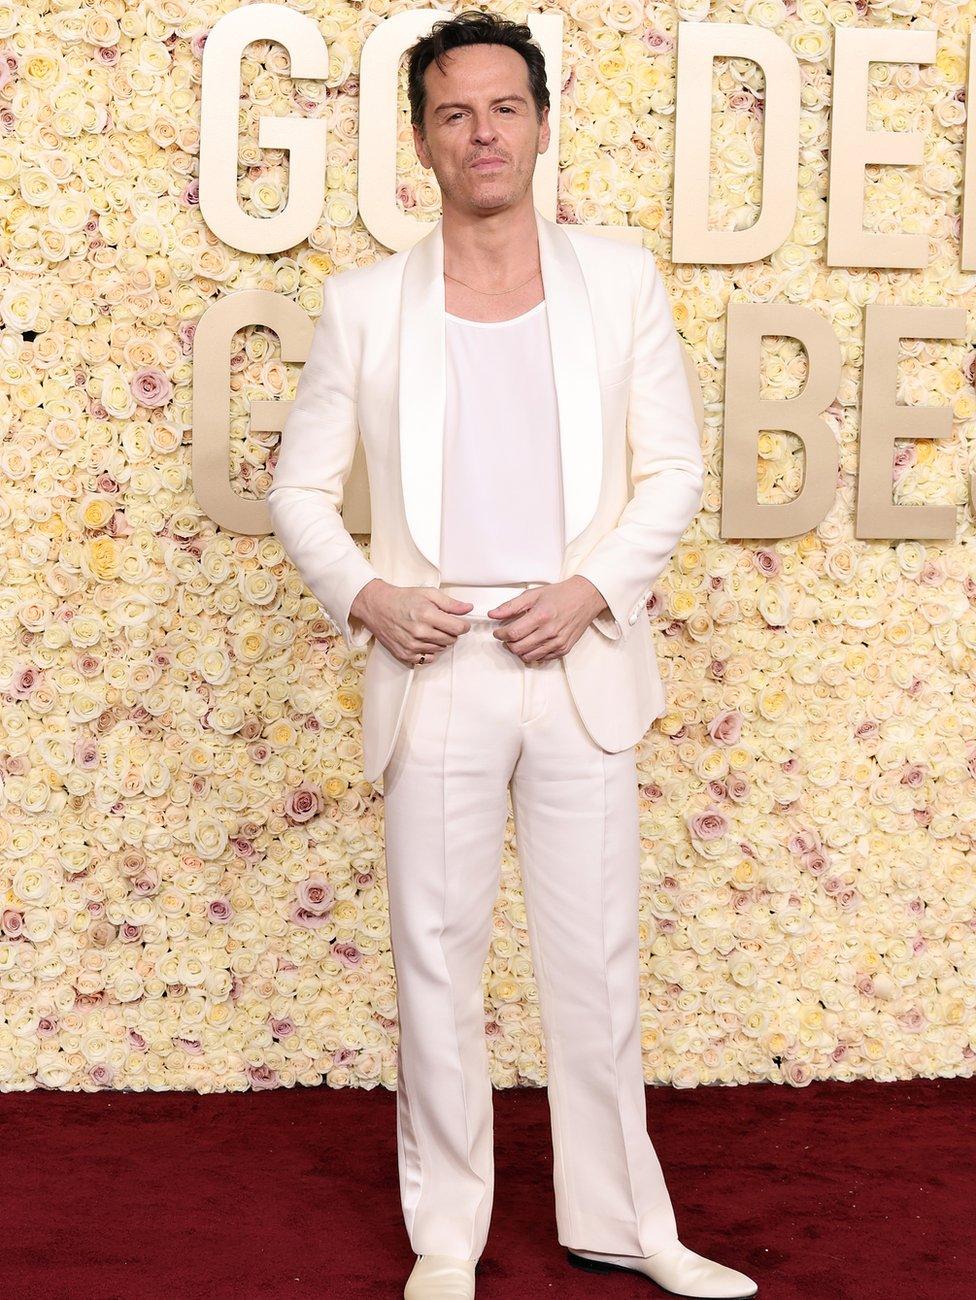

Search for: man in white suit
xmin=267 ymin=10 xmax=758 ymax=1300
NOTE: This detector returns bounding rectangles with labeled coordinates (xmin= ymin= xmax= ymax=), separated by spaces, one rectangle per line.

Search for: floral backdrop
xmin=1 ymin=0 xmax=974 ymax=1094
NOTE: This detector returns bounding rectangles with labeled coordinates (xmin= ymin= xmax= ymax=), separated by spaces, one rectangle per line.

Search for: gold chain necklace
xmin=443 ymin=268 xmax=541 ymax=295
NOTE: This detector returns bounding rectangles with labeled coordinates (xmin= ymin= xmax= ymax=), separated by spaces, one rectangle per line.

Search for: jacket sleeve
xmin=576 ymin=247 xmax=705 ymax=642
xmin=265 ymin=271 xmax=381 ymax=651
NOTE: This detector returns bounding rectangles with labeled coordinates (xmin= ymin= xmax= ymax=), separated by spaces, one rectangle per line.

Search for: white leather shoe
xmin=403 ymin=1253 xmax=477 ymax=1299
xmin=567 ymin=1240 xmax=758 ymax=1297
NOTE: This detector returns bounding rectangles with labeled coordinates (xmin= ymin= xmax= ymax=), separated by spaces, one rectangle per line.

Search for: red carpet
xmin=3 ymin=1075 xmax=971 ymax=1298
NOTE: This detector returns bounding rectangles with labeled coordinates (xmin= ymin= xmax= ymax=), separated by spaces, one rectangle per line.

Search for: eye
xmin=446 ymin=106 xmax=515 ymax=121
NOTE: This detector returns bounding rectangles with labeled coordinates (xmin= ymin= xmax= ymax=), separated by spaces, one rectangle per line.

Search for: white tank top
xmin=439 ymin=300 xmax=564 ymax=584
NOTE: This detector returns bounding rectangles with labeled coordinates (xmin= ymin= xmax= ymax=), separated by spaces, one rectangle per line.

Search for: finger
xmin=421 ymin=616 xmax=475 ymax=642
xmin=411 ymin=609 xmax=476 ymax=648
xmin=489 ymin=608 xmax=532 ymax=623
xmin=492 ymin=608 xmax=549 ymax=641
xmin=526 ymin=646 xmax=562 ymax=663
xmin=487 ymin=595 xmax=538 ymax=619
xmin=491 ymin=607 xmax=539 ymax=636
xmin=424 ymin=591 xmax=475 ymax=615
xmin=504 ymin=632 xmax=560 ymax=660
xmin=397 ymin=644 xmax=443 ymax=666
xmin=410 ymin=628 xmax=459 ymax=651
xmin=409 ymin=635 xmax=448 ymax=655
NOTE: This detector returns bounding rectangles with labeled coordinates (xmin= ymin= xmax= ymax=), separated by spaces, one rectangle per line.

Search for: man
xmin=267 ymin=10 xmax=759 ymax=1299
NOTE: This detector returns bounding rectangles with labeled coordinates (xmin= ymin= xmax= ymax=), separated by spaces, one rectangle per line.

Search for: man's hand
xmin=350 ymin=580 xmax=474 ymax=665
xmin=487 ymin=577 xmax=609 ymax=663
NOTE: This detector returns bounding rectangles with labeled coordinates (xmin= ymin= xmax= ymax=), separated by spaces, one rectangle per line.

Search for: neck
xmin=441 ymin=200 xmax=539 ymax=285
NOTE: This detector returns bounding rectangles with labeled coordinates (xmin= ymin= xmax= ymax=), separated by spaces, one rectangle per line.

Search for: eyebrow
xmin=434 ymin=95 xmax=529 ymax=116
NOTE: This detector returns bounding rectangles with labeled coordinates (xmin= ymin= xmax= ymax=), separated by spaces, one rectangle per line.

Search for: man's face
xmin=413 ymin=43 xmax=550 ymax=214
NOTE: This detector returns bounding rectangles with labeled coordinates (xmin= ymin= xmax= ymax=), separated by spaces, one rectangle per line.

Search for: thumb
xmin=424 ymin=590 xmax=474 ymax=613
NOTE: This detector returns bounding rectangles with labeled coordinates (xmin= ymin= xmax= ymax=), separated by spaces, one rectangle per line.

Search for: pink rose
xmin=892 ymin=444 xmax=916 ymax=482
xmin=296 ymin=875 xmax=333 ymax=913
xmin=74 ymin=737 xmax=100 ymax=768
xmin=130 ymin=367 xmax=172 ymax=408
xmin=727 ymin=774 xmax=750 ymax=801
xmin=753 ymin=548 xmax=781 ymax=577
xmin=247 ymin=1064 xmax=279 ymax=1090
xmin=898 ymin=1008 xmax=926 ymax=1033
xmin=334 ymin=942 xmax=363 ymax=969
xmin=787 ymin=829 xmax=821 ymax=855
xmin=289 ymin=903 xmax=331 ymax=930
xmin=686 ymin=807 xmax=730 ymax=841
xmin=90 ymin=920 xmax=117 ymax=946
xmin=2 ymin=909 xmax=24 ymax=938
xmin=709 ymin=710 xmax=743 ymax=746
xmin=8 ymin=665 xmax=41 ymax=698
xmin=802 ymin=846 xmax=828 ymax=873
xmin=284 ymin=783 xmax=321 ymax=823
xmin=179 ymin=319 xmax=198 ymax=354
xmin=131 ymin=868 xmax=160 ymax=895
xmin=641 ymin=30 xmax=674 ymax=53
xmin=782 ymin=1060 xmax=812 ymax=1087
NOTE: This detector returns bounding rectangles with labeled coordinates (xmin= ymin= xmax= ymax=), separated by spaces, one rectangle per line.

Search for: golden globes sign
xmin=191 ymin=6 xmax=974 ymax=549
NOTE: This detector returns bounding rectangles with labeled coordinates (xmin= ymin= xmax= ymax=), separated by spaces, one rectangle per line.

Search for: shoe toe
xmin=664 ymin=1243 xmax=758 ymax=1298
xmin=568 ymin=1241 xmax=757 ymax=1298
xmin=403 ymin=1253 xmax=476 ymax=1299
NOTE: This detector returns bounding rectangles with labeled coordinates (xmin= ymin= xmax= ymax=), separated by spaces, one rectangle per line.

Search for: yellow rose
xmin=87 ymin=536 xmax=121 ymax=580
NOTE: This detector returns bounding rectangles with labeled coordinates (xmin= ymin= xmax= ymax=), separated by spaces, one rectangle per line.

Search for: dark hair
xmin=407 ymin=8 xmax=550 ymax=136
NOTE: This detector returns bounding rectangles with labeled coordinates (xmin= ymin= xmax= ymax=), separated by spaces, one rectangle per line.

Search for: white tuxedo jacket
xmin=267 ymin=207 xmax=704 ymax=785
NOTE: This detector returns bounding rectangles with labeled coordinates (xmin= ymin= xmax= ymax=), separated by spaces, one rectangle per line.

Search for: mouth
xmin=471 ymin=158 xmax=506 ymax=170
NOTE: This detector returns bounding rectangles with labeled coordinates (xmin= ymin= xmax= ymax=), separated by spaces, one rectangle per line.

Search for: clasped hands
xmin=349 ymin=576 xmax=609 ymax=667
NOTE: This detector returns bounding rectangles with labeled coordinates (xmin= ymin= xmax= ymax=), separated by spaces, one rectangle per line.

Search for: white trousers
xmin=382 ymin=583 xmax=679 ymax=1263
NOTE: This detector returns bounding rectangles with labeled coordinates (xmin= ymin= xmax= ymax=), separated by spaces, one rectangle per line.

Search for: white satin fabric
xmin=439 ymin=303 xmax=564 ymax=586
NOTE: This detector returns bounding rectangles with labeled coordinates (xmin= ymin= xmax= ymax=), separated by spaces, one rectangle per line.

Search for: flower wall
xmin=1 ymin=1 xmax=974 ymax=1092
